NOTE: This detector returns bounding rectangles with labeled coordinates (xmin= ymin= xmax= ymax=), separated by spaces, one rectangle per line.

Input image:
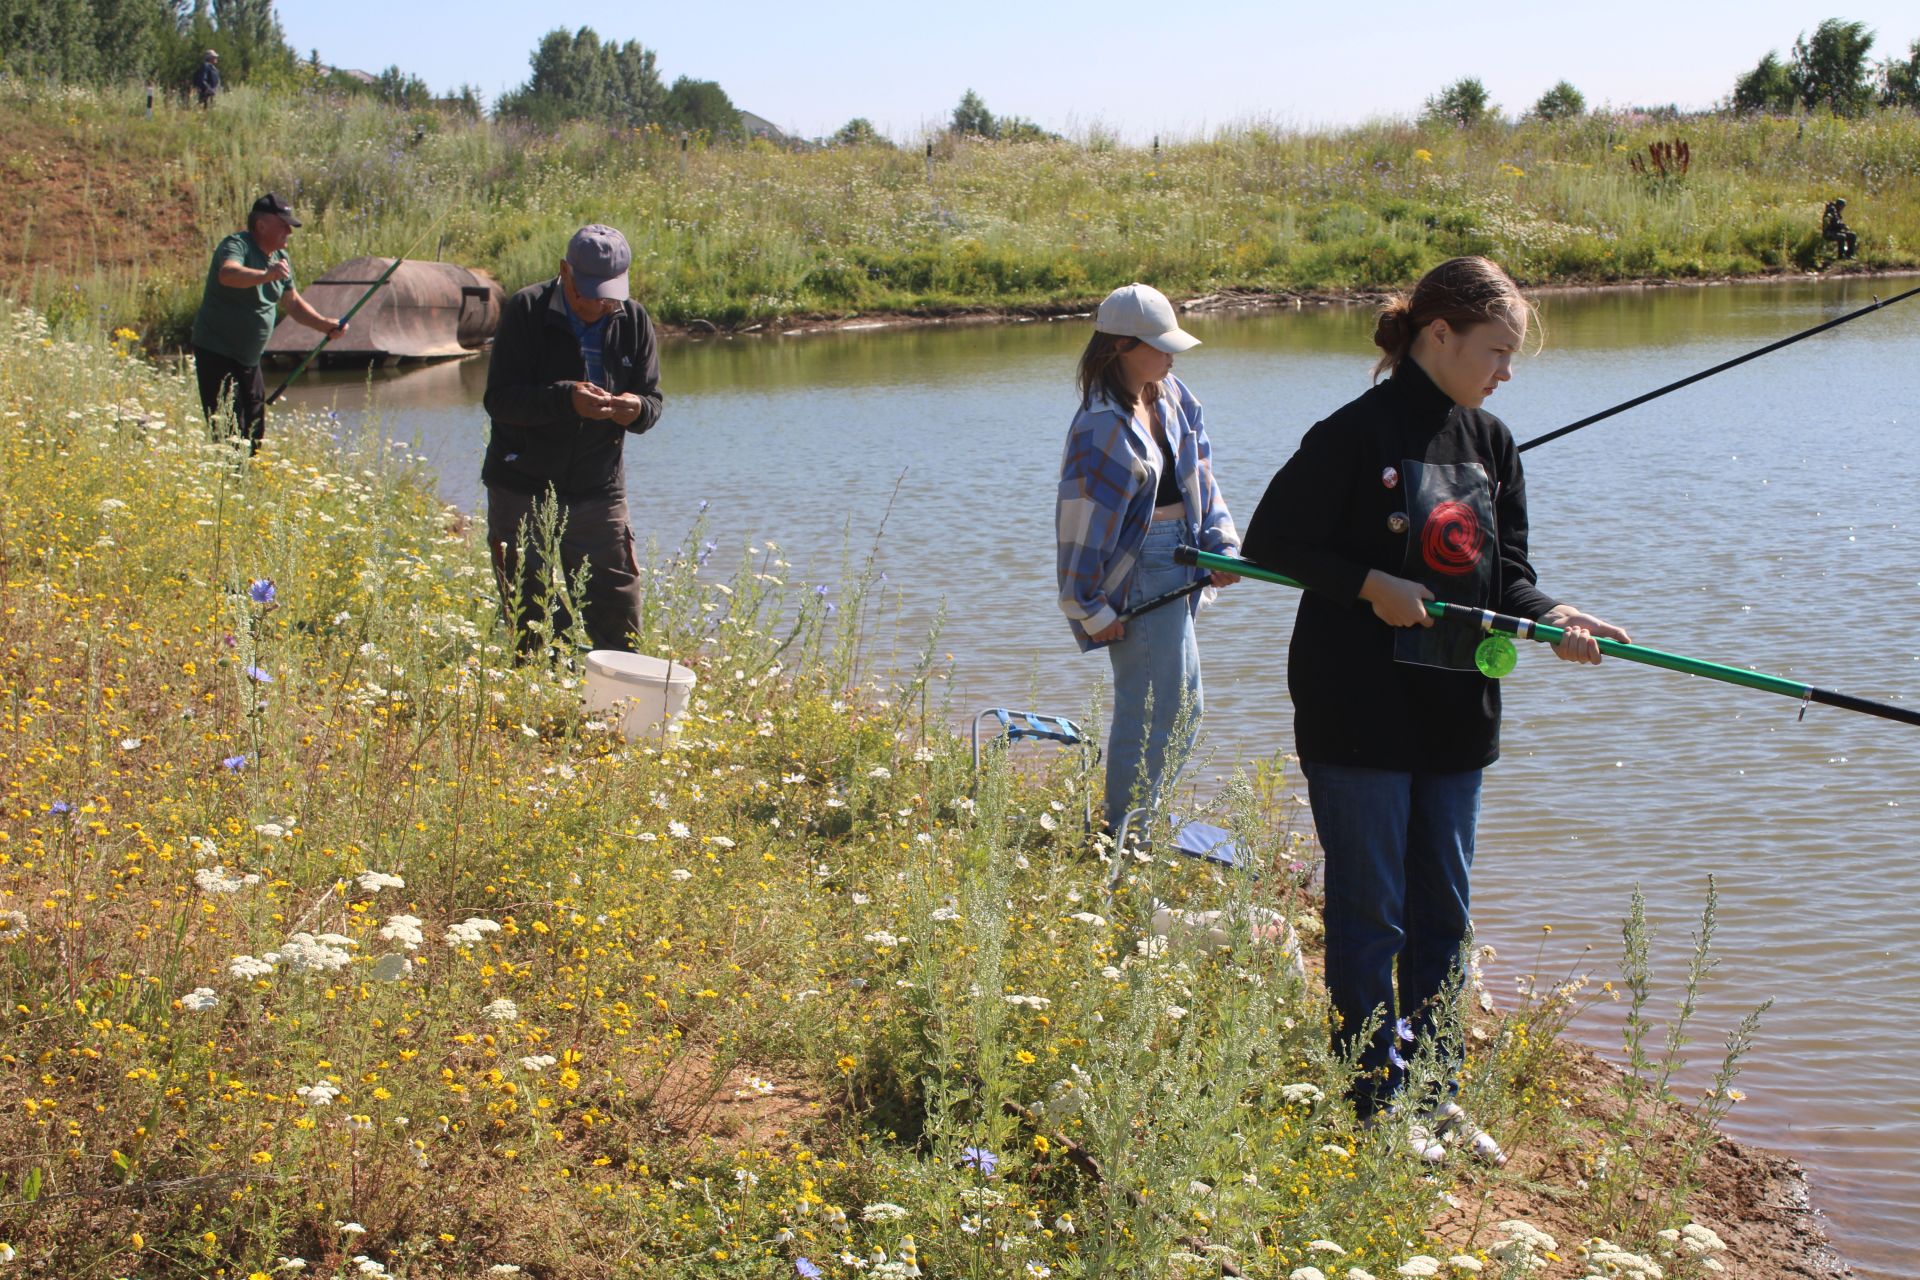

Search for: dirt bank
xmin=655 ymin=267 xmax=1920 ymax=341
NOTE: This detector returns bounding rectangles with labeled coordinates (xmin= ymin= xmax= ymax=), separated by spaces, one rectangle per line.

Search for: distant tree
xmin=372 ymin=63 xmax=429 ymax=109
xmin=1731 ymin=50 xmax=1797 ymax=112
xmin=1530 ymin=80 xmax=1585 ymax=121
xmin=831 ymin=116 xmax=891 ymax=147
xmin=497 ymin=26 xmax=666 ymax=128
xmin=440 ymin=83 xmax=483 ymax=118
xmin=1877 ymin=36 xmax=1919 ymax=108
xmin=663 ymin=76 xmax=742 ymax=140
xmin=1790 ymin=18 xmax=1876 ymax=115
xmin=994 ymin=114 xmax=1058 ymax=142
xmin=1423 ymin=77 xmax=1493 ymax=126
xmin=950 ymin=88 xmax=994 ymax=137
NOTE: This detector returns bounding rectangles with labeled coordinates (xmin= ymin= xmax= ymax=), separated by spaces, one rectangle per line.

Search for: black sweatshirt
xmin=481 ymin=279 xmax=664 ymax=500
xmin=1240 ymin=358 xmax=1557 ymax=772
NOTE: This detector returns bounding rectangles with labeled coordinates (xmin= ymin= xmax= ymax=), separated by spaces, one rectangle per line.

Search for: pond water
xmin=283 ymin=279 xmax=1920 ymax=1275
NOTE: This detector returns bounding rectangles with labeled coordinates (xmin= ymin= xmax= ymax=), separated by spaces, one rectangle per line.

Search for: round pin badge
xmin=1387 ymin=512 xmax=1409 ymax=534
xmin=1381 ymin=466 xmax=1399 ymax=489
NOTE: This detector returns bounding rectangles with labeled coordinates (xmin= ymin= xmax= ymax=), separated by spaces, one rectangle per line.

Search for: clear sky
xmin=277 ymin=0 xmax=1920 ymax=140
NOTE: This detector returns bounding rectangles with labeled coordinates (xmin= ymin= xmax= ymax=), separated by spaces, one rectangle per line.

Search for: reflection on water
xmin=283 ymin=279 xmax=1920 ymax=1275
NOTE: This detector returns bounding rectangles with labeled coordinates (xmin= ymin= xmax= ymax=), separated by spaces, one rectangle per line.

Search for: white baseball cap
xmin=1094 ymin=283 xmax=1199 ymax=353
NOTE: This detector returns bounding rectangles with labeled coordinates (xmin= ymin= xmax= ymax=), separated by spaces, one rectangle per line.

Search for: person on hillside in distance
xmin=1241 ymin=256 xmax=1628 ymax=1165
xmin=1056 ymin=283 xmax=1240 ymax=839
xmin=191 ymin=50 xmax=220 ymax=107
xmin=190 ymin=192 xmax=345 ymax=455
xmin=1822 ymin=198 xmax=1858 ymax=260
xmin=482 ymin=224 xmax=663 ymax=654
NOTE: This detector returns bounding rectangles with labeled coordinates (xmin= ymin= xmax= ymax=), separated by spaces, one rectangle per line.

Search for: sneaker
xmin=1404 ymin=1121 xmax=1447 ymax=1164
xmin=1429 ymin=1101 xmax=1508 ymax=1167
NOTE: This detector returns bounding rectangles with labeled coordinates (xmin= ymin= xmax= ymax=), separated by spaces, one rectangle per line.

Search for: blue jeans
xmin=1104 ymin=520 xmax=1203 ymax=835
xmin=1304 ymin=761 xmax=1482 ymax=1119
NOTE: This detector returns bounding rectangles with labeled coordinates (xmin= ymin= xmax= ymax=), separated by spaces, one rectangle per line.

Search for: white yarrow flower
xmin=483 ymin=998 xmax=519 ymax=1023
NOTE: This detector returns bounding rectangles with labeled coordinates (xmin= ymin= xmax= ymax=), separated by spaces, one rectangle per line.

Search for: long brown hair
xmin=1077 ymin=332 xmax=1163 ymax=422
xmin=1372 ymin=256 xmax=1536 ymax=381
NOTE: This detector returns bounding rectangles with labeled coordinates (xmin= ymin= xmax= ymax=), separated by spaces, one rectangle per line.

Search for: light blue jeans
xmin=1104 ymin=519 xmax=1203 ymax=834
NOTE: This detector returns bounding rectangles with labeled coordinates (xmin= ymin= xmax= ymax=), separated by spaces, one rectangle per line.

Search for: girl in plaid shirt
xmin=1055 ymin=284 xmax=1241 ymax=836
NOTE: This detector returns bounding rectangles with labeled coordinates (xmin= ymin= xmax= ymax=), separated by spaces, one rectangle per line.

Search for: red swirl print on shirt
xmin=1420 ymin=500 xmax=1484 ymax=576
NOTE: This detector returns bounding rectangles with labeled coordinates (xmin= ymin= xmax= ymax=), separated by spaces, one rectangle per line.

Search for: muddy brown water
xmin=283 ymin=279 xmax=1920 ymax=1275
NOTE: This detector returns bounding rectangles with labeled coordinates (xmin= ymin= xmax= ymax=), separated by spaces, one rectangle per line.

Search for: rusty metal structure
xmin=264 ymin=258 xmax=504 ymax=365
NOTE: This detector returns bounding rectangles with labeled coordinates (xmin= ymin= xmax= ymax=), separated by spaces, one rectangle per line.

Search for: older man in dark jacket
xmin=482 ymin=224 xmax=663 ymax=653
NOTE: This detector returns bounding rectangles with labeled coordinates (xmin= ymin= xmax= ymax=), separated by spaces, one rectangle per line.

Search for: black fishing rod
xmin=1174 ymin=546 xmax=1920 ymax=729
xmin=1518 ymin=283 xmax=1920 ymax=452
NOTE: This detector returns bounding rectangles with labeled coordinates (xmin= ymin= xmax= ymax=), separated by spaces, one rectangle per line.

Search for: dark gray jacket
xmin=481 ymin=278 xmax=663 ymax=499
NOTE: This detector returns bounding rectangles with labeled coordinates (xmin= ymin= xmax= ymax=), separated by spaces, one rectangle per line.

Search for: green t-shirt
xmin=190 ymin=232 xmax=293 ymax=366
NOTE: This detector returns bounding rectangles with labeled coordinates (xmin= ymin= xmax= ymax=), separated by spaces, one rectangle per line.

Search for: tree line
xmin=8 ymin=6 xmax=1915 ymax=141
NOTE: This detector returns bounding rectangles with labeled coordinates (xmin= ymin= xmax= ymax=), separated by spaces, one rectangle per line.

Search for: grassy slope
xmin=3 ymin=81 xmax=1918 ymax=347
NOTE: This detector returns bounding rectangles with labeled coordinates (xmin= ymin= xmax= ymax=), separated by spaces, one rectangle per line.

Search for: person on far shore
xmin=190 ymin=193 xmax=345 ymax=455
xmin=482 ymin=224 xmax=663 ymax=654
xmin=1056 ymin=283 xmax=1240 ymax=839
xmin=1241 ymin=255 xmax=1628 ymax=1163
xmin=191 ymin=50 xmax=220 ymax=107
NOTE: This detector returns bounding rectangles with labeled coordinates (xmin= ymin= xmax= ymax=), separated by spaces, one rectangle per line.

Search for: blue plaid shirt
xmin=1055 ymin=374 xmax=1239 ymax=651
xmin=567 ymin=309 xmax=610 ymax=389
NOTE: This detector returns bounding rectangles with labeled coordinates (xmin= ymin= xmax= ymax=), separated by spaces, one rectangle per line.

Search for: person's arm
xmin=1240 ymin=417 xmax=1377 ymax=601
xmin=1057 ymin=413 xmax=1137 ymax=645
xmin=1178 ymin=383 xmax=1241 ymax=586
xmin=1492 ymin=428 xmax=1629 ymax=662
xmin=607 ymin=307 xmax=664 ymax=433
xmin=280 ymin=287 xmax=346 ymax=339
xmin=482 ymin=292 xmax=588 ymax=429
xmin=216 ymin=256 xmax=289 ymax=289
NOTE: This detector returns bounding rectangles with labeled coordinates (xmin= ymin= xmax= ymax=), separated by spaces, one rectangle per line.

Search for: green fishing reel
xmin=1474 ymin=634 xmax=1518 ymax=679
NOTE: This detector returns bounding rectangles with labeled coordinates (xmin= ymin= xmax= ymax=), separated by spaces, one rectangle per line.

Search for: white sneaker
xmin=1405 ymin=1121 xmax=1447 ymax=1164
xmin=1430 ymin=1101 xmax=1508 ymax=1167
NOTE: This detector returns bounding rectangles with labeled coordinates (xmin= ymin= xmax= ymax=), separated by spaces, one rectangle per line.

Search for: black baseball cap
xmin=250 ymin=193 xmax=301 ymax=227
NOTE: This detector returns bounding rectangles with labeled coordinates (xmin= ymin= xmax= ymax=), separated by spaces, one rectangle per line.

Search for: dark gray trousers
xmin=485 ymin=486 xmax=643 ymax=653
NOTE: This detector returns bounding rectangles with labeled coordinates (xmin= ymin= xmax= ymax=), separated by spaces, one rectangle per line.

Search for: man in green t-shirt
xmin=190 ymin=193 xmax=346 ymax=454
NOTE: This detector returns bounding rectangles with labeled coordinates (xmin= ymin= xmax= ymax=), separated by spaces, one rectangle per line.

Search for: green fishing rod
xmin=1173 ymin=545 xmax=1920 ymax=729
xmin=263 ymin=255 xmax=404 ymax=406
xmin=265 ymin=215 xmax=454 ymax=406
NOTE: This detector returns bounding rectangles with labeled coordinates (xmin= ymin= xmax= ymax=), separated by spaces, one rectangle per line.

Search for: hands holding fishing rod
xmin=569 ymin=381 xmax=649 ymax=426
xmin=1361 ymin=569 xmax=1628 ymax=664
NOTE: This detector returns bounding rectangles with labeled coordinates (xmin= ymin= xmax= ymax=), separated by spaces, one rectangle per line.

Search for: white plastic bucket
xmin=582 ymin=650 xmax=696 ymax=739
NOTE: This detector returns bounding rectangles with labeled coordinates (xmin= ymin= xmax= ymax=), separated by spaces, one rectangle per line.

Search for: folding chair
xmin=970 ymin=707 xmax=1096 ymax=830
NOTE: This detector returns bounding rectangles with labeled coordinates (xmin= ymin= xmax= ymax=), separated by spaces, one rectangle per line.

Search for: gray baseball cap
xmin=565 ymin=224 xmax=631 ymax=301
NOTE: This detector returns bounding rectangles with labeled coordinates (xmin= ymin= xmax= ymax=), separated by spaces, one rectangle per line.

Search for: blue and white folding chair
xmin=970 ymin=707 xmax=1096 ymax=830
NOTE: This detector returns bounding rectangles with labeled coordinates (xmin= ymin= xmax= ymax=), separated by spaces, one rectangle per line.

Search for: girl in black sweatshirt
xmin=1241 ymin=257 xmax=1628 ymax=1153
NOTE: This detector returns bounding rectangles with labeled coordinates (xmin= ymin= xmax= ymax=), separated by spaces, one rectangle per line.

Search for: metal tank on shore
xmin=264 ymin=258 xmax=505 ymax=366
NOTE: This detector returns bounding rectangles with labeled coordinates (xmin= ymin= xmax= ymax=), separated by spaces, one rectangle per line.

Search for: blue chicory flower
xmin=960 ymin=1146 xmax=999 ymax=1175
xmin=1388 ymin=1043 xmax=1409 ymax=1072
xmin=248 ymin=579 xmax=276 ymax=604
xmin=50 ymin=800 xmax=71 ymax=815
xmin=1395 ymin=1016 xmax=1416 ymax=1043
xmin=243 ymin=665 xmax=274 ymax=684
xmin=795 ymin=1260 xmax=822 ymax=1280
xmin=220 ymin=755 xmax=248 ymax=772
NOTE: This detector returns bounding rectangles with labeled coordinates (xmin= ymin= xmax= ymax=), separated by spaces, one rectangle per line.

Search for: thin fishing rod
xmin=1518 ymin=284 xmax=1920 ymax=453
xmin=1118 ymin=579 xmax=1208 ymax=623
xmin=265 ymin=215 xmax=453 ymax=406
xmin=1174 ymin=546 xmax=1920 ymax=729
xmin=264 ymin=254 xmax=406 ymax=406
